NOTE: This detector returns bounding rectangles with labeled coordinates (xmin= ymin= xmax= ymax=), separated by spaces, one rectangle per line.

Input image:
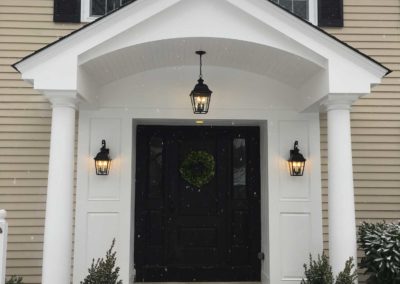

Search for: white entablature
xmin=14 ymin=0 xmax=387 ymax=111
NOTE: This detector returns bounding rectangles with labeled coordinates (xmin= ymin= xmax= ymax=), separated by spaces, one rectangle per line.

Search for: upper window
xmin=82 ymin=0 xmax=133 ymax=21
xmin=271 ymin=0 xmax=317 ymax=24
xmin=92 ymin=0 xmax=132 ymax=16
xmin=82 ymin=0 xmax=317 ymax=24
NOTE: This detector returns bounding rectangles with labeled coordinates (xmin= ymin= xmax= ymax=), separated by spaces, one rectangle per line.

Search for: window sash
xmin=90 ymin=0 xmax=133 ymax=16
xmin=81 ymin=0 xmax=131 ymax=21
xmin=81 ymin=0 xmax=317 ymax=24
xmin=272 ymin=0 xmax=317 ymax=24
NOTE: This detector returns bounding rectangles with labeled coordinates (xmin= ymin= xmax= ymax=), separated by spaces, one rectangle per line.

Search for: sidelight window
xmin=148 ymin=136 xmax=163 ymax=198
xmin=233 ymin=138 xmax=247 ymax=199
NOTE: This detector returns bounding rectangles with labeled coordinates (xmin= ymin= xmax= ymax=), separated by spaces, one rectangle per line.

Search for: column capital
xmin=39 ymin=90 xmax=79 ymax=109
xmin=321 ymin=94 xmax=362 ymax=112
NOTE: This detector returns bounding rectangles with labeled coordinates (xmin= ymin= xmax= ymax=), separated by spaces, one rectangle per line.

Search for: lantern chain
xmin=199 ymin=52 xmax=203 ymax=79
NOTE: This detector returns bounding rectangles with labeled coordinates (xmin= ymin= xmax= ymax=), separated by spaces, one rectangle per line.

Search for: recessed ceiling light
xmin=195 ymin=120 xmax=204 ymax=124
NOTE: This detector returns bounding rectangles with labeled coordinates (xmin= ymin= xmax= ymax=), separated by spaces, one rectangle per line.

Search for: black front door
xmin=134 ymin=126 xmax=261 ymax=282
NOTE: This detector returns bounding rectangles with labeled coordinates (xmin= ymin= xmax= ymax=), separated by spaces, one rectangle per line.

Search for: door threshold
xmin=135 ymin=282 xmax=261 ymax=284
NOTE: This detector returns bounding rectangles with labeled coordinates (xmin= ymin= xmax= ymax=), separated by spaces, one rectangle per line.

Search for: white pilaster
xmin=41 ymin=91 xmax=77 ymax=284
xmin=0 ymin=210 xmax=8 ymax=284
xmin=324 ymin=95 xmax=359 ymax=277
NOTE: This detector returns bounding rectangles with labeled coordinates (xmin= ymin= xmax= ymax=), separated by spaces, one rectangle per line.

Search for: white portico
xmin=13 ymin=0 xmax=388 ymax=283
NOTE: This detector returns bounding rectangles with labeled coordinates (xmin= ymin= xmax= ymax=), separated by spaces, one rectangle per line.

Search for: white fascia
xmin=14 ymin=0 xmax=183 ymax=91
xmin=226 ymin=0 xmax=388 ymax=83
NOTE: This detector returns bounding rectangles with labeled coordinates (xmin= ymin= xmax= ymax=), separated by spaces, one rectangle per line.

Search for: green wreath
xmin=179 ymin=151 xmax=216 ymax=188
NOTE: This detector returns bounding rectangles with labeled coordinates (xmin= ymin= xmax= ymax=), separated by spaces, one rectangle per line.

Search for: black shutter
xmin=318 ymin=0 xmax=343 ymax=27
xmin=54 ymin=0 xmax=81 ymax=23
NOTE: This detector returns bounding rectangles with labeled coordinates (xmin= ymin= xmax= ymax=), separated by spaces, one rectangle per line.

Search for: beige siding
xmin=321 ymin=0 xmax=400 ymax=281
xmin=0 ymin=0 xmax=81 ymax=283
xmin=0 ymin=0 xmax=399 ymax=283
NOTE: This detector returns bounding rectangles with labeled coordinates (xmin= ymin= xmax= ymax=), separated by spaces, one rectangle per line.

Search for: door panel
xmin=134 ymin=126 xmax=260 ymax=282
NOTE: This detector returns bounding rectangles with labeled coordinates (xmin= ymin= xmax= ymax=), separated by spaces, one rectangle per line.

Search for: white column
xmin=325 ymin=95 xmax=359 ymax=277
xmin=42 ymin=92 xmax=77 ymax=284
xmin=0 ymin=209 xmax=8 ymax=284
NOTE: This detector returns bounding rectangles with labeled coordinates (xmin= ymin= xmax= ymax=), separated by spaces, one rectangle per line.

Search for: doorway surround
xmin=73 ymin=113 xmax=322 ymax=284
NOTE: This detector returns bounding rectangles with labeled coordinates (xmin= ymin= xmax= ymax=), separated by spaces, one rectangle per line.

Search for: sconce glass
xmin=288 ymin=141 xmax=306 ymax=176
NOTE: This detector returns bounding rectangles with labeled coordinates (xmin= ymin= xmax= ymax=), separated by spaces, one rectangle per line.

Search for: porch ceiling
xmin=80 ymin=38 xmax=324 ymax=88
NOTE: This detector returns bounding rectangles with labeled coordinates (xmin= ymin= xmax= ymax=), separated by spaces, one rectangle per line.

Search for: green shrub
xmin=81 ymin=239 xmax=122 ymax=284
xmin=336 ymin=258 xmax=357 ymax=284
xmin=6 ymin=276 xmax=23 ymax=284
xmin=301 ymin=254 xmax=356 ymax=284
xmin=358 ymin=221 xmax=400 ymax=284
xmin=301 ymin=254 xmax=334 ymax=284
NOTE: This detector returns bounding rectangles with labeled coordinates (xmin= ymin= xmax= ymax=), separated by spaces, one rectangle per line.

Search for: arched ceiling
xmin=80 ymin=37 xmax=325 ymax=88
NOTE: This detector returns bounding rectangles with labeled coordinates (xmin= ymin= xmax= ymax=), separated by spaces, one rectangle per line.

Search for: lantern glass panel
xmin=288 ymin=141 xmax=306 ymax=176
xmin=191 ymin=93 xmax=211 ymax=114
xmin=288 ymin=160 xmax=305 ymax=176
xmin=95 ymin=159 xmax=111 ymax=175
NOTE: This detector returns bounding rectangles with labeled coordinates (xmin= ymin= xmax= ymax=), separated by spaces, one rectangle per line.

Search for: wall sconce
xmin=190 ymin=51 xmax=213 ymax=114
xmin=288 ymin=141 xmax=306 ymax=176
xmin=94 ymin=139 xmax=111 ymax=175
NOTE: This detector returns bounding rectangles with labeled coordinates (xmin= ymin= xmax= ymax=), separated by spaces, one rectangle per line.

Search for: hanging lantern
xmin=190 ymin=51 xmax=213 ymax=114
xmin=288 ymin=141 xmax=306 ymax=176
xmin=94 ymin=139 xmax=111 ymax=175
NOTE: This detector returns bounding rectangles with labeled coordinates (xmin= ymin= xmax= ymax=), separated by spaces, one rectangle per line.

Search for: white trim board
xmin=73 ymin=108 xmax=322 ymax=284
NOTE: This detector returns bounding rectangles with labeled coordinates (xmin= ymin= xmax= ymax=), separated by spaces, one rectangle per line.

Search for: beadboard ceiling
xmin=80 ymin=37 xmax=324 ymax=87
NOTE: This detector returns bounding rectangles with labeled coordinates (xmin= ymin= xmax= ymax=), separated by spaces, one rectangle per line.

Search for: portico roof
xmin=13 ymin=0 xmax=390 ymax=112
